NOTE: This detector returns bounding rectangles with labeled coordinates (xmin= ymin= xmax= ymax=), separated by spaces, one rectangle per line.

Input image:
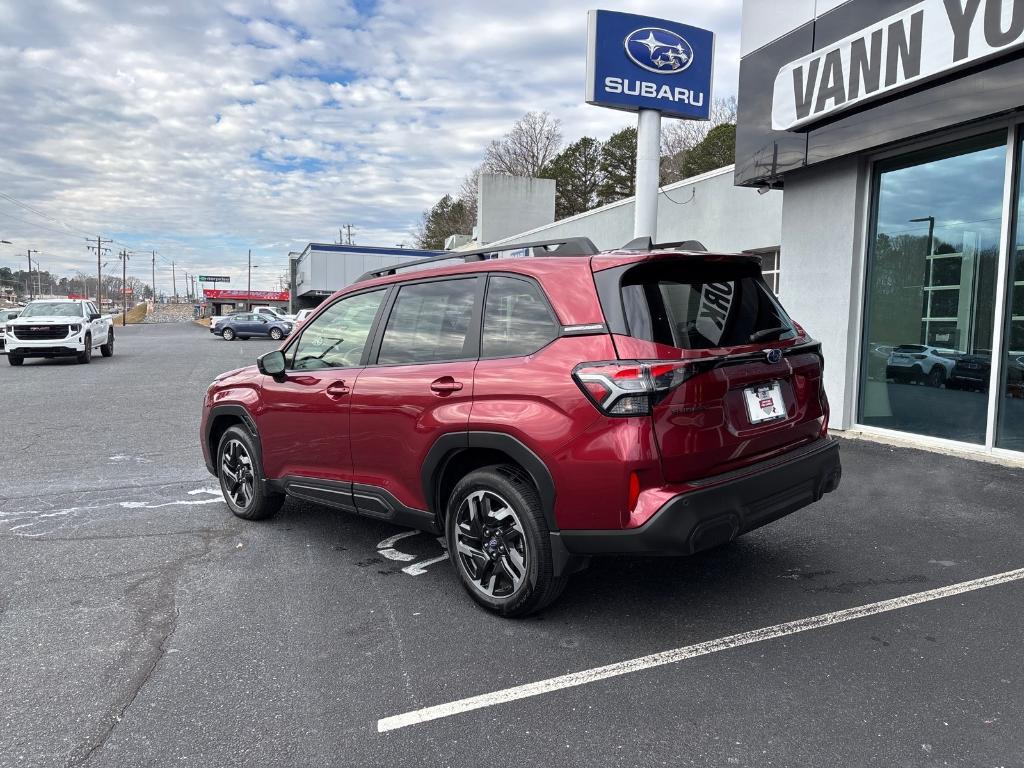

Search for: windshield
xmin=619 ymin=260 xmax=796 ymax=350
xmin=20 ymin=302 xmax=83 ymax=318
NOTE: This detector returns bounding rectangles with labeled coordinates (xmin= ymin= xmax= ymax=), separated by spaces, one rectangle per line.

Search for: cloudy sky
xmin=0 ymin=0 xmax=741 ymax=291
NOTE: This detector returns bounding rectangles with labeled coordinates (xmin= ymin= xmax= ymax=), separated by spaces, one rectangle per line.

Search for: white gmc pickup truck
xmin=6 ymin=298 xmax=114 ymax=366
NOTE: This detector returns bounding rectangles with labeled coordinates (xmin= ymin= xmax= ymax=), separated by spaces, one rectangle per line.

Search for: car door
xmin=348 ymin=276 xmax=482 ymax=515
xmin=238 ymin=314 xmax=260 ymax=336
xmin=251 ymin=316 xmax=271 ymax=337
xmin=83 ymin=302 xmax=104 ymax=343
xmin=258 ymin=288 xmax=389 ymax=488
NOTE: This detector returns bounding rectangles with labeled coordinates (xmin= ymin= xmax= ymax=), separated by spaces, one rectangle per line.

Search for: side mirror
xmin=257 ymin=350 xmax=287 ymax=379
xmin=89 ymin=313 xmax=101 ymax=320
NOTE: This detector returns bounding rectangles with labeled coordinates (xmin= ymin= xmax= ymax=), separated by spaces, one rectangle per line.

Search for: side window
xmin=377 ymin=279 xmax=478 ymax=365
xmin=481 ymin=276 xmax=558 ymax=358
xmin=290 ymin=290 xmax=385 ymax=370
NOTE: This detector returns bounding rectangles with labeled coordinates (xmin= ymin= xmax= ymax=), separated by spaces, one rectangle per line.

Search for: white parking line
xmin=377 ymin=567 xmax=1024 ymax=733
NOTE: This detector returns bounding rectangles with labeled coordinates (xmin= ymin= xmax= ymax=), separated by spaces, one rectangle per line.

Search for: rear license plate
xmin=743 ymin=381 xmax=785 ymax=424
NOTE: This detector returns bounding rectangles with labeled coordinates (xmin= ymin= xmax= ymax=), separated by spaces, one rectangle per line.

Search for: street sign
xmin=585 ymin=10 xmax=715 ymax=120
xmin=198 ymin=275 xmax=230 ymax=283
xmin=121 ymin=288 xmax=133 ymax=295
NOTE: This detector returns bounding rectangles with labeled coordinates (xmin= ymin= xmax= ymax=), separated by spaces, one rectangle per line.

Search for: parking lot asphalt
xmin=1 ymin=322 xmax=1023 ymax=767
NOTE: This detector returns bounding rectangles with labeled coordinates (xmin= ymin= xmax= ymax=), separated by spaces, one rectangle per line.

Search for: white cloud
xmin=0 ymin=0 xmax=741 ymax=290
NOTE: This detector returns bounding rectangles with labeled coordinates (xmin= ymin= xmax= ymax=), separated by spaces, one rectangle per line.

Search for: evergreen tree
xmin=597 ymin=127 xmax=637 ymax=205
xmin=541 ymin=137 xmax=603 ymax=219
xmin=679 ymin=123 xmax=736 ymax=179
xmin=414 ymin=194 xmax=475 ymax=250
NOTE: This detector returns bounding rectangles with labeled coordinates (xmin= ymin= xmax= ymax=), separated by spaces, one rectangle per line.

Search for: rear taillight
xmin=573 ymin=361 xmax=693 ymax=416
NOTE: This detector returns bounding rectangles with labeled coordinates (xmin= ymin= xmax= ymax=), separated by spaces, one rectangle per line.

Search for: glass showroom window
xmin=859 ymin=134 xmax=1006 ymax=444
xmin=997 ymin=134 xmax=1024 ymax=451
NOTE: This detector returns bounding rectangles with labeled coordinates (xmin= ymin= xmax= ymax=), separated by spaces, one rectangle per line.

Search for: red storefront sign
xmin=202 ymin=289 xmax=289 ymax=301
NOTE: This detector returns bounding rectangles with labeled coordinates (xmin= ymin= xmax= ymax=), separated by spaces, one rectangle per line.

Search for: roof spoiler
xmin=355 ymin=237 xmax=599 ymax=283
xmin=620 ymin=237 xmax=707 ymax=252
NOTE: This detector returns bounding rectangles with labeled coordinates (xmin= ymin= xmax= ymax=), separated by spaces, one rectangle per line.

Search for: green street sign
xmin=198 ymin=275 xmax=230 ymax=283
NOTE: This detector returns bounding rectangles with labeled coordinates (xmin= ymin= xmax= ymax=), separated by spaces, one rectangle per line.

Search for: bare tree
xmin=483 ymin=111 xmax=563 ymax=177
xmin=660 ymin=96 xmax=737 ymax=184
xmin=458 ymin=164 xmax=483 ymax=223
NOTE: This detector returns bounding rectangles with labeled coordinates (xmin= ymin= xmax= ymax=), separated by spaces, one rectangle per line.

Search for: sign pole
xmin=633 ymin=108 xmax=662 ymax=240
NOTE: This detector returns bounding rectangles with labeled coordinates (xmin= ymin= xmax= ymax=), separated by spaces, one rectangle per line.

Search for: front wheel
xmin=217 ymin=425 xmax=283 ymax=521
xmin=76 ymin=336 xmax=92 ymax=364
xmin=100 ymin=330 xmax=114 ymax=357
xmin=927 ymin=366 xmax=946 ymax=388
xmin=8 ymin=354 xmax=23 ymax=366
xmin=222 ymin=327 xmax=236 ymax=341
xmin=445 ymin=465 xmax=567 ymax=617
xmin=269 ymin=327 xmax=283 ymax=341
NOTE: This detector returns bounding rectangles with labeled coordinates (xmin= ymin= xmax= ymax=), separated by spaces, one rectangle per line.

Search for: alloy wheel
xmin=454 ymin=490 xmax=528 ymax=599
xmin=221 ymin=438 xmax=255 ymax=509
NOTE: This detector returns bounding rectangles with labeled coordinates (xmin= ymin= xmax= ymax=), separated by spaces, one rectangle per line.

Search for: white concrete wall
xmin=779 ymin=156 xmax=869 ymax=430
xmin=487 ymin=165 xmax=783 ymax=254
xmin=478 ymin=174 xmax=556 ymax=244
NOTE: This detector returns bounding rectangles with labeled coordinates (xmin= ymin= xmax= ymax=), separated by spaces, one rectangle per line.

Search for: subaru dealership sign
xmin=772 ymin=0 xmax=1024 ymax=131
xmin=585 ymin=10 xmax=715 ymax=120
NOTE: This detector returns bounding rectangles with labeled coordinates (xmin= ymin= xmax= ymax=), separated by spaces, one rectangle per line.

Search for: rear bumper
xmin=560 ymin=437 xmax=841 ymax=556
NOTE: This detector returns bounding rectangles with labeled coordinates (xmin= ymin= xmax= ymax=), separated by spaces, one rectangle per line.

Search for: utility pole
xmin=87 ymin=236 xmax=112 ymax=308
xmin=247 ymin=249 xmax=252 ymax=309
xmin=151 ymin=251 xmax=156 ymax=303
xmin=119 ymin=250 xmax=131 ymax=325
xmin=342 ymin=224 xmax=355 ymax=245
xmin=26 ymin=249 xmax=39 ymax=300
xmin=171 ymin=261 xmax=177 ymax=302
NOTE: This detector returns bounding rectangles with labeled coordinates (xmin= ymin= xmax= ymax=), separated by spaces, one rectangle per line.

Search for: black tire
xmin=910 ymin=365 xmax=923 ymax=384
xmin=269 ymin=327 xmax=283 ymax=341
xmin=222 ymin=327 xmax=236 ymax=341
xmin=216 ymin=425 xmax=283 ymax=521
xmin=77 ymin=336 xmax=92 ymax=364
xmin=100 ymin=330 xmax=114 ymax=357
xmin=8 ymin=354 xmax=23 ymax=366
xmin=928 ymin=366 xmax=945 ymax=388
xmin=445 ymin=465 xmax=568 ymax=618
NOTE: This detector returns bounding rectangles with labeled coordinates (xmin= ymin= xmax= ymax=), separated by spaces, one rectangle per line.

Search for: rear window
xmin=619 ymin=261 xmax=796 ymax=349
xmin=894 ymin=344 xmax=926 ymax=353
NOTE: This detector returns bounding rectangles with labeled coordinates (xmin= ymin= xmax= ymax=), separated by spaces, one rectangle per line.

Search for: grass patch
xmin=113 ymin=302 xmax=148 ymax=326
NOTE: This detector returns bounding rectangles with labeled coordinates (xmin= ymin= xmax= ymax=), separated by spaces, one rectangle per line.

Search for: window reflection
xmin=291 ymin=290 xmax=384 ymax=370
xmin=481 ymin=277 xmax=558 ymax=357
xmin=859 ymin=135 xmax=1006 ymax=444
xmin=997 ymin=138 xmax=1024 ymax=450
xmin=377 ymin=279 xmax=477 ymax=365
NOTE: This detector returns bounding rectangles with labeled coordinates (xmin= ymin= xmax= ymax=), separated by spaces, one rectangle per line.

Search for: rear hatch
xmin=593 ymin=255 xmax=827 ymax=483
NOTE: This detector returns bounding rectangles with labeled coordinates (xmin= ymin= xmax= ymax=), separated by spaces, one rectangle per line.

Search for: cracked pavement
xmin=1 ymin=323 xmax=1023 ymax=767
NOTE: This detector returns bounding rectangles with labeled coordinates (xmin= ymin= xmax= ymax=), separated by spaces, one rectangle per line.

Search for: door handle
xmin=430 ymin=377 xmax=464 ymax=395
xmin=325 ymin=381 xmax=350 ymax=399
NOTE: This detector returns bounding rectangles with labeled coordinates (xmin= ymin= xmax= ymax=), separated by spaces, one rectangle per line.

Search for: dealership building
xmin=729 ymin=0 xmax=1024 ymax=459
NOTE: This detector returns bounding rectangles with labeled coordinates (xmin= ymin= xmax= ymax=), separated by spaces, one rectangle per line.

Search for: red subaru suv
xmin=200 ymin=237 xmax=841 ymax=616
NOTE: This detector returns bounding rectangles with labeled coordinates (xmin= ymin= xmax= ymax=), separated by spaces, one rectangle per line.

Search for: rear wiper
xmin=749 ymin=325 xmax=791 ymax=342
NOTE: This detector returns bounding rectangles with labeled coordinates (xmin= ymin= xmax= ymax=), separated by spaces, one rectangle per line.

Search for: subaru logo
xmin=766 ymin=349 xmax=783 ymax=364
xmin=624 ymin=27 xmax=694 ymax=74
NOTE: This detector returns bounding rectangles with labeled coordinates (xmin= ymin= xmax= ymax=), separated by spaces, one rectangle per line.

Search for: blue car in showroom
xmin=214 ymin=312 xmax=293 ymax=341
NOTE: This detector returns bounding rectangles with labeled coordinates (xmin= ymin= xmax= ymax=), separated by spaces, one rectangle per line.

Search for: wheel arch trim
xmin=422 ymin=431 xmax=558 ymax=531
xmin=204 ymin=403 xmax=262 ymax=476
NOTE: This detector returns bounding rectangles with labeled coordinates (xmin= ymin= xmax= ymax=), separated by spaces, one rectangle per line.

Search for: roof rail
xmin=620 ymin=236 xmax=707 ymax=252
xmin=355 ymin=237 xmax=600 ymax=282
